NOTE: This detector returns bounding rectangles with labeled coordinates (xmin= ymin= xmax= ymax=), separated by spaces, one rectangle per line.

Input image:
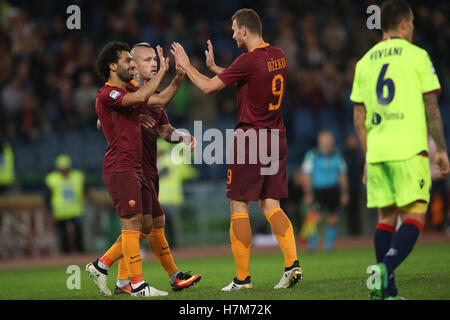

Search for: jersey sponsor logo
xmin=109 ymin=90 xmax=121 ymax=100
xmin=372 ymin=112 xmax=382 ymax=125
xmin=129 ymin=199 xmax=136 ymax=207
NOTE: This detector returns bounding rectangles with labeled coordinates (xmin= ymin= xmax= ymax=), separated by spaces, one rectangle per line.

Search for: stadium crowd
xmin=0 ymin=0 xmax=448 ymax=190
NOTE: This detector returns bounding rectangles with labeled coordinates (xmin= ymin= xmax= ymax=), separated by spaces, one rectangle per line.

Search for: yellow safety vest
xmin=158 ymin=154 xmax=197 ymax=205
xmin=0 ymin=142 xmax=15 ymax=186
xmin=45 ymin=170 xmax=85 ymax=220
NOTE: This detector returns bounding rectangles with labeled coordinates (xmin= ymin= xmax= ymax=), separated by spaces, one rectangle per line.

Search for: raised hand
xmin=170 ymin=42 xmax=190 ymax=70
xmin=175 ymin=59 xmax=186 ymax=78
xmin=205 ymin=39 xmax=216 ymax=70
xmin=156 ymin=45 xmax=169 ymax=74
xmin=139 ymin=113 xmax=156 ymax=128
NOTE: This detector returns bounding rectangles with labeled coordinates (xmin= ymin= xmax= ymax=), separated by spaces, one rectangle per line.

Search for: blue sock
xmin=374 ymin=223 xmax=397 ymax=297
xmin=324 ymin=226 xmax=337 ymax=252
xmin=383 ymin=219 xmax=421 ymax=293
xmin=308 ymin=233 xmax=318 ymax=252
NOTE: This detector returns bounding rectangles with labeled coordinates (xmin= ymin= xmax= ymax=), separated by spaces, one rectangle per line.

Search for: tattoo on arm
xmin=424 ymin=94 xmax=447 ymax=152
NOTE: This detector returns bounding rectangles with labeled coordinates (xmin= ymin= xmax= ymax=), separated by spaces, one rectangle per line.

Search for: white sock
xmin=131 ymin=281 xmax=145 ymax=290
xmin=116 ymin=279 xmax=130 ymax=288
xmin=98 ymin=260 xmax=109 ymax=271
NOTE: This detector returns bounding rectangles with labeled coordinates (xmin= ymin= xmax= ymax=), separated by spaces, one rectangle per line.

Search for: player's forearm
xmin=185 ymin=64 xmax=217 ymax=94
xmin=353 ymin=104 xmax=367 ymax=154
xmin=158 ymin=125 xmax=184 ymax=143
xmin=339 ymin=174 xmax=349 ymax=195
xmin=302 ymin=174 xmax=313 ymax=195
xmin=123 ymin=70 xmax=166 ymax=107
xmin=424 ymin=94 xmax=447 ymax=152
xmin=209 ymin=64 xmax=225 ymax=75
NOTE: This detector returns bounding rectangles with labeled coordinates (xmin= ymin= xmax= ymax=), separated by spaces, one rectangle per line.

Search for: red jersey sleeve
xmin=217 ymin=54 xmax=249 ymax=86
xmin=159 ymin=109 xmax=170 ymax=126
xmin=98 ymin=86 xmax=127 ymax=108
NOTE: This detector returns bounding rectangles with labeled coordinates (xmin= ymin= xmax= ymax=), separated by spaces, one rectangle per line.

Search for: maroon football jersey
xmin=127 ymin=81 xmax=170 ymax=176
xmin=141 ymin=108 xmax=169 ymax=176
xmin=217 ymin=44 xmax=287 ymax=137
xmin=96 ymin=83 xmax=142 ymax=173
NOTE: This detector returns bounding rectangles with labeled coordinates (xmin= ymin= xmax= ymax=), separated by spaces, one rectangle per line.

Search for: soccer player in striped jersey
xmin=350 ymin=0 xmax=449 ymax=299
xmin=171 ymin=8 xmax=302 ymax=291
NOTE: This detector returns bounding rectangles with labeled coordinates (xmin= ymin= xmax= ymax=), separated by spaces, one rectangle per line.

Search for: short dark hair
xmin=231 ymin=8 xmax=262 ymax=36
xmin=381 ymin=0 xmax=412 ymax=32
xmin=95 ymin=42 xmax=130 ymax=81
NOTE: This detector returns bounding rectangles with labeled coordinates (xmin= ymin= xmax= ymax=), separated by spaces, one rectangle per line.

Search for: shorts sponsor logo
xmin=110 ymin=90 xmax=121 ymax=99
xmin=420 ymin=179 xmax=424 ymax=189
xmin=129 ymin=199 xmax=136 ymax=207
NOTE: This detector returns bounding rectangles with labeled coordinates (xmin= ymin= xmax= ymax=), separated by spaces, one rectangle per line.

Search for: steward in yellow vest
xmin=0 ymin=139 xmax=15 ymax=190
xmin=45 ymin=154 xmax=85 ymax=253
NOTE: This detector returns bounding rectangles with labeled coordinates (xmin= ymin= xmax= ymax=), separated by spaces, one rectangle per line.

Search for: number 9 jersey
xmin=217 ymin=43 xmax=287 ymax=137
xmin=350 ymin=37 xmax=441 ymax=164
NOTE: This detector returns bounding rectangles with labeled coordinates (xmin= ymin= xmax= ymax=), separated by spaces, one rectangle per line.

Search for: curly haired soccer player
xmin=351 ymin=0 xmax=449 ymax=299
xmin=171 ymin=8 xmax=303 ymax=291
xmin=86 ymin=41 xmax=171 ymax=297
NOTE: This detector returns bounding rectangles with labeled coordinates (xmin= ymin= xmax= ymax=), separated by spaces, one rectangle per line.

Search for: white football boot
xmin=221 ymin=276 xmax=253 ymax=291
xmin=274 ymin=263 xmax=303 ymax=289
xmin=131 ymin=283 xmax=169 ymax=297
xmin=85 ymin=261 xmax=112 ymax=296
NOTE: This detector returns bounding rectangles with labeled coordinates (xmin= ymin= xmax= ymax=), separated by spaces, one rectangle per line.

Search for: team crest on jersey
xmin=129 ymin=200 xmax=136 ymax=207
xmin=110 ymin=90 xmax=121 ymax=99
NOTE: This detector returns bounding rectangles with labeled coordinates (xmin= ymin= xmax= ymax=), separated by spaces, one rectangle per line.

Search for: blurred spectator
xmin=343 ymin=133 xmax=365 ymax=236
xmin=299 ymin=131 xmax=349 ymax=252
xmin=16 ymin=91 xmax=49 ymax=141
xmin=73 ymin=71 xmax=97 ymax=127
xmin=44 ymin=154 xmax=85 ymax=254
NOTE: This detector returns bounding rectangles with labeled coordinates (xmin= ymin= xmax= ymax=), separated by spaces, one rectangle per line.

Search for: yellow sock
xmin=230 ymin=213 xmax=252 ymax=281
xmin=266 ymin=208 xmax=298 ymax=268
xmin=148 ymin=228 xmax=178 ymax=276
xmin=121 ymin=230 xmax=143 ymax=285
xmin=99 ymin=235 xmax=123 ymax=267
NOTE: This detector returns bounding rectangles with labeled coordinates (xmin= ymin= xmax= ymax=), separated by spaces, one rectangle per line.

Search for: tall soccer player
xmin=171 ymin=8 xmax=302 ymax=291
xmin=86 ymin=42 xmax=170 ymax=297
xmin=112 ymin=42 xmax=201 ymax=294
xmin=350 ymin=0 xmax=449 ymax=299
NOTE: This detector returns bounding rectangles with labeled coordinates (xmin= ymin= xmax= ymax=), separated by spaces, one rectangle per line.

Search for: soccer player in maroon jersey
xmin=85 ymin=42 xmax=170 ymax=297
xmin=112 ymin=42 xmax=201 ymax=294
xmin=171 ymin=8 xmax=303 ymax=291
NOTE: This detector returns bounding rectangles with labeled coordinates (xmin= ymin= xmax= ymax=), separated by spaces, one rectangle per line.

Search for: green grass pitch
xmin=0 ymin=242 xmax=449 ymax=300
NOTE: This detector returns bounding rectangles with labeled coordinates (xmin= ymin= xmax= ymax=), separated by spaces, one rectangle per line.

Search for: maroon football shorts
xmin=226 ymin=129 xmax=288 ymax=201
xmin=103 ymin=171 xmax=152 ymax=217
xmin=145 ymin=173 xmax=165 ymax=218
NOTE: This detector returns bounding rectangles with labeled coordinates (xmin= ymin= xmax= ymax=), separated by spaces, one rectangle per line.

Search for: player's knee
xmin=401 ymin=212 xmax=425 ymax=228
xmin=120 ymin=213 xmax=144 ymax=231
xmin=152 ymin=215 xmax=165 ymax=229
xmin=142 ymin=214 xmax=153 ymax=233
